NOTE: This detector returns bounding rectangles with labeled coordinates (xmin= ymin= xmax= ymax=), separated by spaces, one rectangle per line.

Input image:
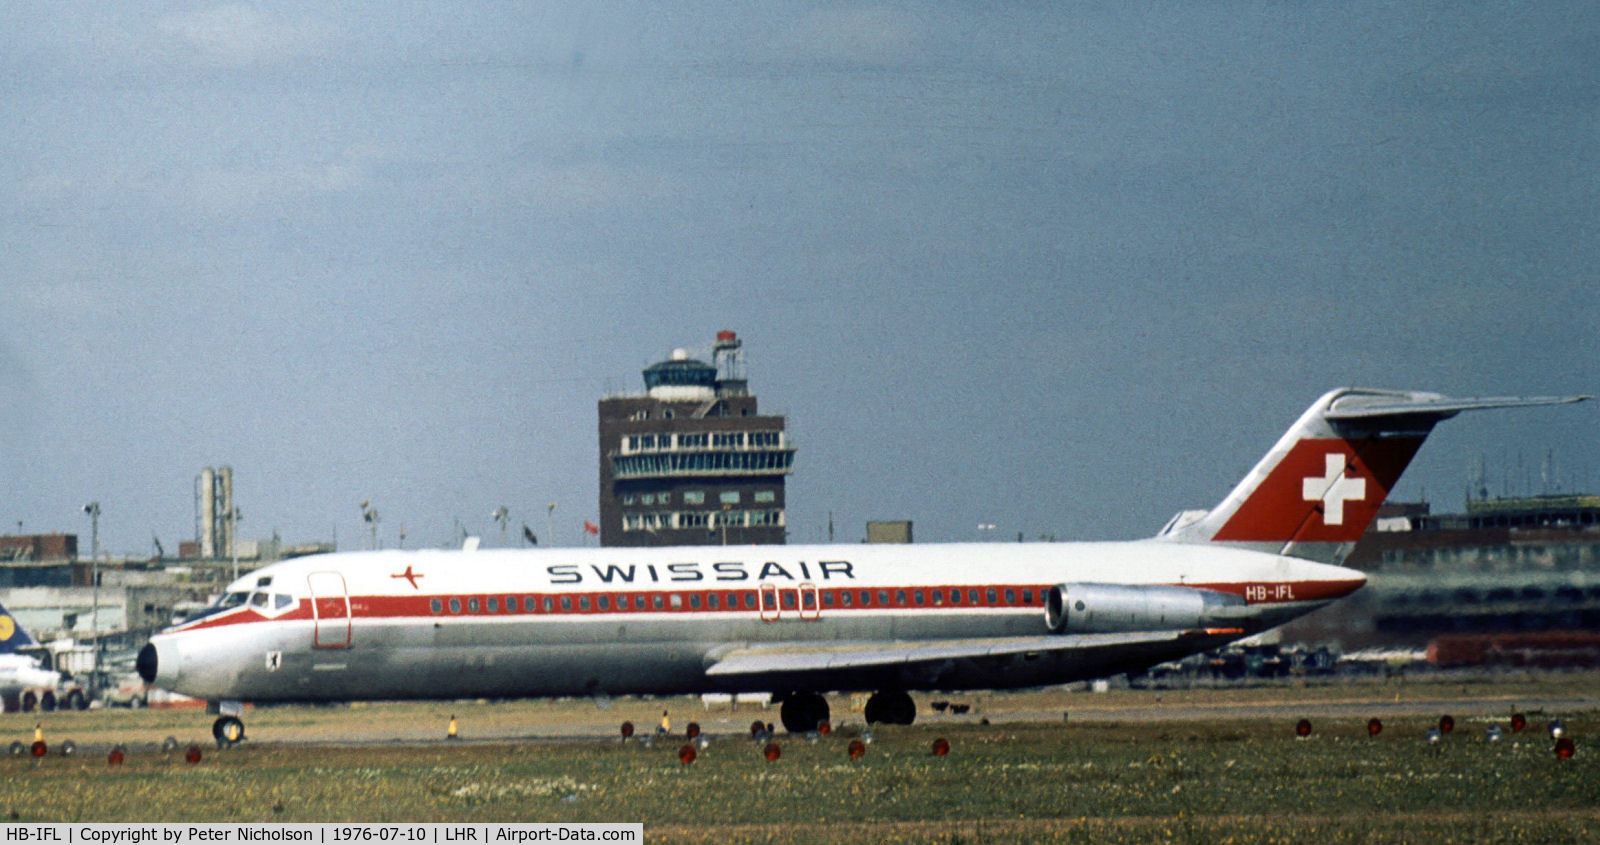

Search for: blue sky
xmin=2 ymin=2 xmax=1595 ymax=554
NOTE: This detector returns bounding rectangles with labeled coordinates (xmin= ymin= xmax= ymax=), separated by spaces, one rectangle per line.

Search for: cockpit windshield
xmin=218 ymin=592 xmax=250 ymax=609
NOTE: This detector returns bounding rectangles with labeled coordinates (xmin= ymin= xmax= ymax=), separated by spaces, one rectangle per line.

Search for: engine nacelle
xmin=1045 ymin=583 xmax=1245 ymax=634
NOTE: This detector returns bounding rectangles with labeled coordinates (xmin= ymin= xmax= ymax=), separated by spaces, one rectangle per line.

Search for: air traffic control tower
xmin=597 ymin=331 xmax=795 ymax=547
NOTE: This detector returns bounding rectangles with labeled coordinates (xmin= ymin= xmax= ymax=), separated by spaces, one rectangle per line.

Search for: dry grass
xmin=1 ymin=673 xmax=1596 ymax=842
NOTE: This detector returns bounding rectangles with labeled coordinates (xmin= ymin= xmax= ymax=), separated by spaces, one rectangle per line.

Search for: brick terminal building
xmin=597 ymin=331 xmax=795 ymax=547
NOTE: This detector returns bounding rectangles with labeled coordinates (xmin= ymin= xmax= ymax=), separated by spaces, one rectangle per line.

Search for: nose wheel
xmin=212 ymin=716 xmax=245 ymax=746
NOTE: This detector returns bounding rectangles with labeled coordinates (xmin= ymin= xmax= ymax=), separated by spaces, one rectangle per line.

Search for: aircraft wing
xmin=703 ymin=630 xmax=1235 ymax=686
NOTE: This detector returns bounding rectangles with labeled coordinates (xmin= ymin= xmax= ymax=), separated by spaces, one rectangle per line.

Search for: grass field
xmin=2 ymin=675 xmax=1597 ymax=842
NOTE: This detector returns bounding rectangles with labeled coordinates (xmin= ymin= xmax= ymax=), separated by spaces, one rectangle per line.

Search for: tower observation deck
xmin=597 ymin=331 xmax=794 ymax=547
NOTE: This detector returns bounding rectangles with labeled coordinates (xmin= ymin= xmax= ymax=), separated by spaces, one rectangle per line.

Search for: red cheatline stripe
xmin=167 ymin=579 xmax=1362 ymax=631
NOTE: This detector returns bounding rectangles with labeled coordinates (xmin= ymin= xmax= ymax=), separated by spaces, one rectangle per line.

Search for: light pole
xmin=360 ymin=501 xmax=379 ymax=550
xmin=228 ymin=505 xmax=242 ymax=580
xmin=82 ymin=502 xmax=100 ymax=697
xmin=491 ymin=506 xmax=509 ymax=547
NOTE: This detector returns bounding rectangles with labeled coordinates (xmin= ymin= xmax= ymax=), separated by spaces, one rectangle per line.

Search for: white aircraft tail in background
xmin=0 ymin=600 xmax=66 ymax=712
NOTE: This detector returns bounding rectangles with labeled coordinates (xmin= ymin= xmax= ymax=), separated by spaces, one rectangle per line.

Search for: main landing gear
xmin=779 ymin=692 xmax=830 ymax=734
xmin=777 ymin=690 xmax=919 ymax=733
xmin=864 ymin=690 xmax=916 ymax=726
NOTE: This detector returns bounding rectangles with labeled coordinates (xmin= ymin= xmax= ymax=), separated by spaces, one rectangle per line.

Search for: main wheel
xmin=212 ymin=716 xmax=245 ymax=747
xmin=778 ymin=692 xmax=829 ymax=734
xmin=864 ymin=690 xmax=916 ymax=725
xmin=64 ymin=689 xmax=88 ymax=711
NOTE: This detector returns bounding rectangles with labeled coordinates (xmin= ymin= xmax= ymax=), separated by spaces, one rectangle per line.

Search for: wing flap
xmin=704 ymin=631 xmax=1211 ymax=678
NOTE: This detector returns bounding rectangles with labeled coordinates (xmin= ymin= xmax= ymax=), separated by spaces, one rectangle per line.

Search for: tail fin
xmin=1160 ymin=388 xmax=1590 ymax=562
xmin=0 ymin=600 xmax=41 ymax=653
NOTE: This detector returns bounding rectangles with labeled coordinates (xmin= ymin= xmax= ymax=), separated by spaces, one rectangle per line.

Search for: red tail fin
xmin=1161 ymin=389 xmax=1590 ymax=561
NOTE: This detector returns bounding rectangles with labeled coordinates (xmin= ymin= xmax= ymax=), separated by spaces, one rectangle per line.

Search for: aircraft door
xmin=798 ymin=582 xmax=821 ymax=621
xmin=307 ymin=571 xmax=352 ymax=649
xmin=758 ymin=583 xmax=780 ymax=622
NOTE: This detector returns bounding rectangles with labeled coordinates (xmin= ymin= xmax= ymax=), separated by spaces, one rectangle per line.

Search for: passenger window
xmin=561 ymin=596 xmax=572 ymax=611
xmin=1005 ymin=589 xmax=1016 ymax=605
xmin=430 ymin=599 xmax=443 ymax=614
xmin=914 ymin=590 xmax=925 ymax=605
xmin=468 ymin=598 xmax=480 ymax=613
xmin=670 ymin=595 xmax=683 ymax=610
xmin=580 ymin=596 xmax=590 ymax=611
xmin=986 ymin=589 xmax=997 ymax=604
xmin=449 ymin=598 xmax=462 ymax=613
xmin=487 ymin=597 xmax=499 ymax=613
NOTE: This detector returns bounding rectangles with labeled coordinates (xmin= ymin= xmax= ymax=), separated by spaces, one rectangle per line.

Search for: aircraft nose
xmin=136 ymin=641 xmax=159 ymax=684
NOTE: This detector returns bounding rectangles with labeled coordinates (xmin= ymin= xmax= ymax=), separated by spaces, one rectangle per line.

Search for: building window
xmin=754 ymin=490 xmax=776 ymax=503
xmin=659 ymin=492 xmax=672 ymax=505
xmin=750 ymin=431 xmax=781 ymax=447
xmin=713 ymin=432 xmax=744 ymax=448
xmin=681 ymin=512 xmax=708 ymax=528
xmin=719 ymin=491 xmax=741 ymax=505
xmin=685 ymin=491 xmax=705 ymax=505
xmin=680 ymin=433 xmax=708 ymax=449
xmin=641 ymin=493 xmax=655 ymax=506
xmin=622 ymin=493 xmax=637 ymax=506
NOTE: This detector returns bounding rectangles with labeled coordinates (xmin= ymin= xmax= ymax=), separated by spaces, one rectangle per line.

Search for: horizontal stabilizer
xmin=1324 ymin=393 xmax=1591 ymax=421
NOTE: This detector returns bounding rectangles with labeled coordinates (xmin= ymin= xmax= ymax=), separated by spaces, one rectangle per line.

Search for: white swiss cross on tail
xmin=1302 ymin=454 xmax=1367 ymax=526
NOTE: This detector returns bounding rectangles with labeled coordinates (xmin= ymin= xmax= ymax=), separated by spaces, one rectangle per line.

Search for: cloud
xmin=157 ymin=4 xmax=336 ymax=68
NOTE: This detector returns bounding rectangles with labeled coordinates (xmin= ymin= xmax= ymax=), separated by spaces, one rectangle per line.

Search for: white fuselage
xmin=141 ymin=541 xmax=1363 ymax=704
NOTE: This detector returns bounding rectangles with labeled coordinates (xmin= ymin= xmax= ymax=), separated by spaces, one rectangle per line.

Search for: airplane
xmin=0 ymin=600 xmax=76 ymax=712
xmin=136 ymin=388 xmax=1590 ymax=745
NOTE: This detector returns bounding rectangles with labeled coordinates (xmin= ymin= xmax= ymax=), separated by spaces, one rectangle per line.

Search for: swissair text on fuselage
xmin=545 ymin=560 xmax=856 ymax=585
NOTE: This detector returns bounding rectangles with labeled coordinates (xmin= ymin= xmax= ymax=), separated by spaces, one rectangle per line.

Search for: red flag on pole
xmin=583 ymin=520 xmax=599 ymax=535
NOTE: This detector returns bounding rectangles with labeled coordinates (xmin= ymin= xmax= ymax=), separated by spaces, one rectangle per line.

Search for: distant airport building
xmin=867 ymin=521 xmax=914 ymax=544
xmin=1284 ymin=494 xmax=1600 ymax=652
xmin=597 ymin=331 xmax=795 ymax=547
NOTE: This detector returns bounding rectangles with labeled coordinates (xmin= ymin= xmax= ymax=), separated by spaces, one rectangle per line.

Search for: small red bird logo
xmin=391 ymin=565 xmax=423 ymax=589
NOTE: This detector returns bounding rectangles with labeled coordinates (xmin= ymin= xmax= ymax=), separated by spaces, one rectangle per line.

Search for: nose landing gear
xmin=212 ymin=715 xmax=245 ymax=747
